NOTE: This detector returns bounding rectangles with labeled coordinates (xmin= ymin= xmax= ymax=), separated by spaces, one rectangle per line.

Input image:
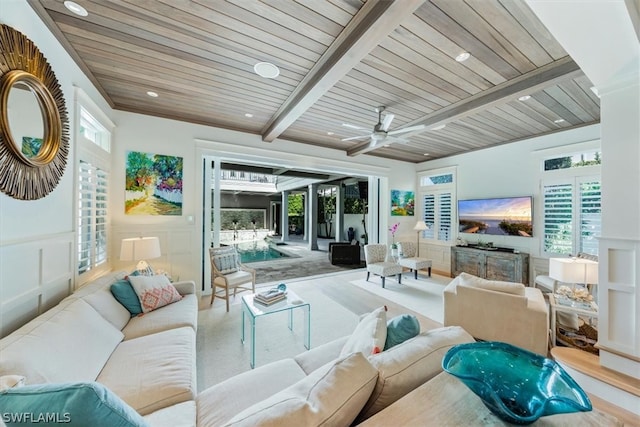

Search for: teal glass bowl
xmin=442 ymin=342 xmax=592 ymax=425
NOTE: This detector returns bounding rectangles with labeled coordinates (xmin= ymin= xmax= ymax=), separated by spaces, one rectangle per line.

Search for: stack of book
xmin=254 ymin=288 xmax=287 ymax=306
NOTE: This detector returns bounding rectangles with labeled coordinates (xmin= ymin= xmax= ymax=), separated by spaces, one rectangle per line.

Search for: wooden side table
xmin=357 ymin=371 xmax=621 ymax=426
xmin=549 ymin=293 xmax=598 ymax=347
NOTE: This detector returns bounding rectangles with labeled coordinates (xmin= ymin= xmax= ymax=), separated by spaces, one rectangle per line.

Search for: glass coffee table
xmin=241 ymin=290 xmax=310 ymax=368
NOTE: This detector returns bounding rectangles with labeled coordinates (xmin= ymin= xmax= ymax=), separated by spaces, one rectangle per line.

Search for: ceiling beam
xmin=261 ymin=0 xmax=427 ymax=142
xmin=347 ymin=56 xmax=583 ymax=156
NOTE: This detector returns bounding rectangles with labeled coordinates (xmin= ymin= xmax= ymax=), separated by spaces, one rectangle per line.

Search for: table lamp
xmin=413 ymin=221 xmax=428 ymax=257
xmin=120 ymin=236 xmax=161 ymax=275
xmin=549 ymin=257 xmax=598 ymax=291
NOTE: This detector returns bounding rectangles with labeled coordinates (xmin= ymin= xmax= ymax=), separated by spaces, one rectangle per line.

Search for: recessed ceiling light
xmin=455 ymin=52 xmax=470 ymax=62
xmin=146 ymin=91 xmax=158 ymax=98
xmin=64 ymin=1 xmax=88 ymax=16
xmin=327 ymin=132 xmax=334 ymax=135
xmin=430 ymin=124 xmax=446 ymax=131
xmin=244 ymin=113 xmax=253 ymax=118
xmin=518 ymin=95 xmax=531 ymax=101
xmin=384 ymin=144 xmax=390 ymax=148
xmin=423 ymin=153 xmax=430 ymax=156
xmin=554 ymin=119 xmax=565 ymax=123
xmin=253 ymin=62 xmax=280 ymax=79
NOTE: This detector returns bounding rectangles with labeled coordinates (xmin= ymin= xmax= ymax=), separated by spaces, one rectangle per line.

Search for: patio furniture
xmin=328 ymin=241 xmax=361 ymax=265
xmin=364 ymin=244 xmax=402 ymax=288
xmin=209 ymin=246 xmax=256 ymax=312
xmin=396 ymin=241 xmax=432 ymax=279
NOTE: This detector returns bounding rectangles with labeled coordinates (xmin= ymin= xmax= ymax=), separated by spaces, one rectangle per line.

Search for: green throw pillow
xmin=111 ymin=280 xmax=143 ymax=316
xmin=384 ymin=314 xmax=420 ymax=350
xmin=0 ymin=382 xmax=148 ymax=427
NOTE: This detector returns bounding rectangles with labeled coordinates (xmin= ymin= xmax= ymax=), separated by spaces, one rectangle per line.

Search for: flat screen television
xmin=458 ymin=196 xmax=533 ymax=237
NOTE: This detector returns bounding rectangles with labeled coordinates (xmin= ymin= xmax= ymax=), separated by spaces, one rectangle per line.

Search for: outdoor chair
xmin=364 ymin=244 xmax=402 ymax=288
xmin=209 ymin=246 xmax=256 ymax=312
xmin=397 ymin=241 xmax=432 ymax=279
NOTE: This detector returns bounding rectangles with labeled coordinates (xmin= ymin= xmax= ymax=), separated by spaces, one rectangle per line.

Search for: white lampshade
xmin=120 ymin=237 xmax=161 ymax=270
xmin=413 ymin=221 xmax=428 ymax=231
xmin=549 ymin=257 xmax=598 ymax=284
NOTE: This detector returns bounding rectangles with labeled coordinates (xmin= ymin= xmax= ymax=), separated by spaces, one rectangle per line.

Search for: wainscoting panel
xmin=598 ymin=237 xmax=639 ymax=379
xmin=0 ymin=233 xmax=74 ymax=337
xmin=423 ymin=244 xmax=451 ymax=276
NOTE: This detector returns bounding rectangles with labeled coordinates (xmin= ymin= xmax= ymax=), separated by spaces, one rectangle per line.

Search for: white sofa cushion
xmin=459 ymin=272 xmax=525 ymax=296
xmin=0 ymin=299 xmax=124 ymax=384
xmin=340 ymin=306 xmax=387 ymax=356
xmin=225 ymin=352 xmax=378 ymax=427
xmin=197 ymin=358 xmax=306 ymax=427
xmin=122 ymin=294 xmax=198 ymax=340
xmin=356 ymin=326 xmax=475 ymax=421
xmin=144 ymin=401 xmax=196 ymax=427
xmin=97 ymin=327 xmax=196 ymax=415
xmin=68 ymin=271 xmax=132 ymax=330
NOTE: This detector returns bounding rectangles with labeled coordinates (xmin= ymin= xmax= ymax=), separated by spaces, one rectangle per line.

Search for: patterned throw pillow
xmin=128 ymin=274 xmax=182 ymax=313
xmin=211 ymin=247 xmax=240 ymax=274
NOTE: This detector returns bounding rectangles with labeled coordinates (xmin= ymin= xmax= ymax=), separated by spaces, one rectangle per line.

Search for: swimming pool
xmin=233 ymin=240 xmax=290 ymax=263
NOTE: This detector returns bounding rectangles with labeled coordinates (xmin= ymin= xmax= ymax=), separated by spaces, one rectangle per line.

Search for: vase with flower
xmin=389 ymin=222 xmax=400 ymax=257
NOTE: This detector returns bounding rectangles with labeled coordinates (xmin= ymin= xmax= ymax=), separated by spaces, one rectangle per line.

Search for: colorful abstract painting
xmin=391 ymin=190 xmax=415 ymax=216
xmin=125 ymin=151 xmax=183 ymax=215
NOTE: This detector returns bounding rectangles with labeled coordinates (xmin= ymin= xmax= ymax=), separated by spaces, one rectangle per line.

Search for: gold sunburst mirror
xmin=0 ymin=24 xmax=69 ymax=200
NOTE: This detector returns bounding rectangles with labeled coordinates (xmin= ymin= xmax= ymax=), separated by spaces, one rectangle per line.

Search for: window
xmin=78 ymin=161 xmax=108 ymax=274
xmin=75 ymin=89 xmax=114 ymax=280
xmin=542 ymin=176 xmax=601 ymax=256
xmin=80 ymin=107 xmax=110 ymax=151
xmin=544 ymin=150 xmax=601 ymax=171
xmin=419 ymin=168 xmax=455 ymax=243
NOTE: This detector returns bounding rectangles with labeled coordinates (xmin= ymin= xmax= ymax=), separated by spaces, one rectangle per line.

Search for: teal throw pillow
xmin=384 ymin=314 xmax=420 ymax=350
xmin=0 ymin=382 xmax=148 ymax=427
xmin=111 ymin=280 xmax=143 ymax=316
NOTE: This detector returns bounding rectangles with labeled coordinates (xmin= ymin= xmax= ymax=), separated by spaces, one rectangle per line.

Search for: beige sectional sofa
xmin=0 ymin=271 xmax=199 ymax=426
xmin=1 ymin=270 xmax=475 ymax=426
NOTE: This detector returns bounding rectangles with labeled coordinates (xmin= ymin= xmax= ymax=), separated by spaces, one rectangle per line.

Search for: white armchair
xmin=209 ymin=246 xmax=255 ymax=311
xmin=397 ymin=241 xmax=432 ymax=279
xmin=443 ymin=273 xmax=549 ymax=356
xmin=364 ymin=244 xmax=402 ymax=288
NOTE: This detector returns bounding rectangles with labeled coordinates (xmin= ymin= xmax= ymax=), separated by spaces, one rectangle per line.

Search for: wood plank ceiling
xmin=29 ymin=0 xmax=600 ymax=163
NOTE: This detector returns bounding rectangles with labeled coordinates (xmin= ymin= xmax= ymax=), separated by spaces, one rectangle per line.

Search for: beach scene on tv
xmin=458 ymin=197 xmax=533 ymax=237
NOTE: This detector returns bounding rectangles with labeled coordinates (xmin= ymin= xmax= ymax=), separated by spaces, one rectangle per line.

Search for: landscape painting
xmin=391 ymin=190 xmax=415 ymax=216
xmin=125 ymin=151 xmax=183 ymax=215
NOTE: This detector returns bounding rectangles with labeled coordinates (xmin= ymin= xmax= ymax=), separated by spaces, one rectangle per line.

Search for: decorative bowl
xmin=442 ymin=341 xmax=592 ymax=425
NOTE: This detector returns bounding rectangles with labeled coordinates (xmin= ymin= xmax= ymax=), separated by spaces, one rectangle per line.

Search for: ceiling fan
xmin=341 ymin=106 xmax=426 ymax=146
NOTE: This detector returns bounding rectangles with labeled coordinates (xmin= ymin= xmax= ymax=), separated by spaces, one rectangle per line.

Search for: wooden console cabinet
xmin=451 ymin=246 xmax=529 ymax=285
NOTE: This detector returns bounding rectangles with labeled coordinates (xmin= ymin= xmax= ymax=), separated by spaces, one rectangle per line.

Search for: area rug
xmin=348 ymin=273 xmax=451 ymax=324
xmin=196 ymin=277 xmax=360 ymax=391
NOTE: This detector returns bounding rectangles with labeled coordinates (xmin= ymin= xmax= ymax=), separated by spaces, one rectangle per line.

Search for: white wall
xmin=417 ymin=124 xmax=601 ymax=275
xmin=0 ymin=0 xmax=114 ymax=336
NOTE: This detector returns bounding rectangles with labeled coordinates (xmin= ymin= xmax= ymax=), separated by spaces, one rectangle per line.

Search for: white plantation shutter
xmin=78 ymin=161 xmax=108 ymax=274
xmin=543 ymin=177 xmax=600 ymax=256
xmin=543 ymin=183 xmax=573 ymax=255
xmin=438 ymin=193 xmax=452 ymax=241
xmin=421 ymin=191 xmax=452 ymax=243
xmin=579 ymin=180 xmax=601 ymax=255
xmin=422 ymin=194 xmax=435 ymax=239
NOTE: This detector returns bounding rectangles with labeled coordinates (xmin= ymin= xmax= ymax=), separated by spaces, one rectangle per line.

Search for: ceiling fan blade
xmin=386 ymin=136 xmax=409 ymax=144
xmin=387 ymin=124 xmax=426 ymax=135
xmin=341 ymin=123 xmax=368 ymax=130
xmin=341 ymin=134 xmax=370 ymax=142
xmin=381 ymin=113 xmax=394 ymax=131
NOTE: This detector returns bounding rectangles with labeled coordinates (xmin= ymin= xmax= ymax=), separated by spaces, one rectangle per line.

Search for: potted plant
xmin=389 ymin=222 xmax=399 ymax=256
